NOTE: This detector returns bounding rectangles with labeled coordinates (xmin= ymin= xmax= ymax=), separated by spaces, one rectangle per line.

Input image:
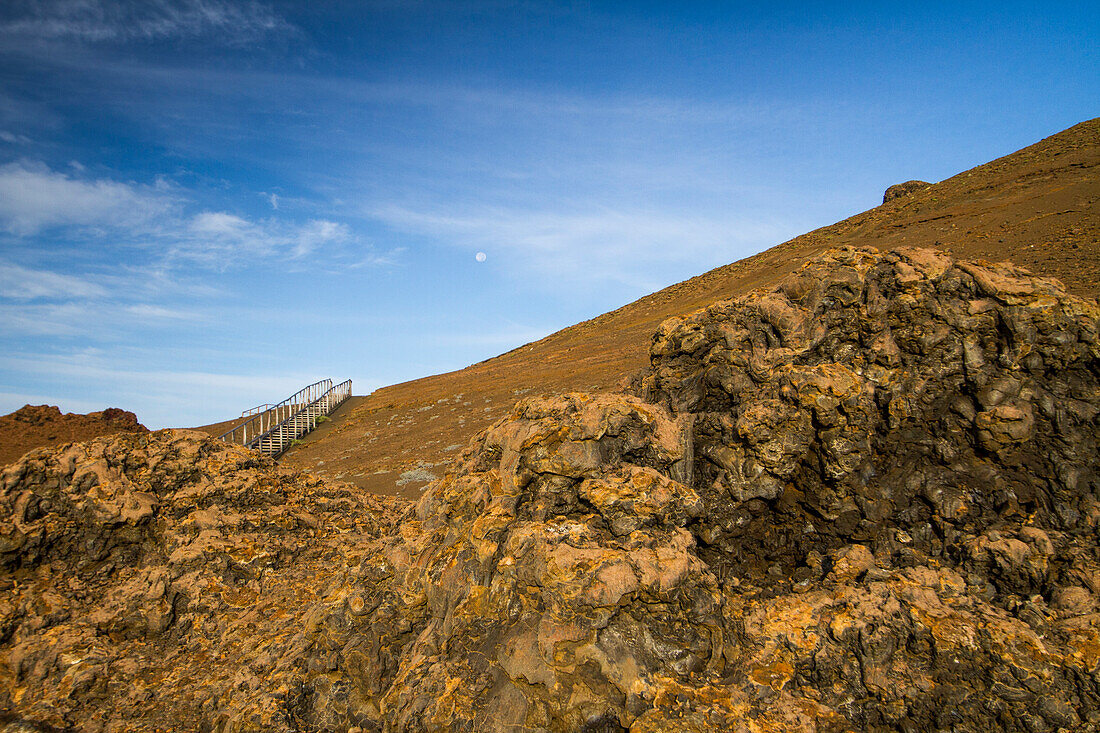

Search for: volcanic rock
xmin=0 ymin=405 xmax=148 ymax=468
xmin=882 ymin=180 xmax=931 ymax=203
xmin=1 ymin=247 xmax=1098 ymax=732
xmin=0 ymin=430 xmax=406 ymax=731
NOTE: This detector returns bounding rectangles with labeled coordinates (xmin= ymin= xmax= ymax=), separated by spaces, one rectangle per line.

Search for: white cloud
xmin=0 ymin=0 xmax=290 ymax=44
xmin=0 ymin=130 xmax=32 ymax=144
xmin=2 ymin=353 xmax=307 ymax=393
xmin=0 ymin=161 xmax=365 ymax=271
xmin=293 ymin=219 xmax=349 ymax=258
xmin=189 ymin=210 xmax=252 ymax=239
xmin=0 ymin=288 xmax=203 ymax=340
xmin=0 ymin=261 xmax=107 ymax=300
xmin=0 ymin=161 xmax=172 ymax=235
xmin=0 ymin=300 xmax=200 ymax=339
xmin=125 ymin=304 xmax=197 ymax=320
xmin=178 ymin=212 xmax=352 ymax=265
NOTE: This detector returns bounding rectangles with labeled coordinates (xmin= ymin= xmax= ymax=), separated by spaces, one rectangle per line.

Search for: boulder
xmin=883 ymin=179 xmax=931 ymax=203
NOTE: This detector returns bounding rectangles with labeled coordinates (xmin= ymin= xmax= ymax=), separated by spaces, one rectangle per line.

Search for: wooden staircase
xmin=217 ymin=378 xmax=351 ymax=457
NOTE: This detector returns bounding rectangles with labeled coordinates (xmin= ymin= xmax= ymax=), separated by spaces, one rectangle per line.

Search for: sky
xmin=0 ymin=1 xmax=1096 ymax=429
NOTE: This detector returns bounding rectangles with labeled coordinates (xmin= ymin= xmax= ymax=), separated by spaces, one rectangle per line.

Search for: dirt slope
xmin=277 ymin=118 xmax=1099 ymax=497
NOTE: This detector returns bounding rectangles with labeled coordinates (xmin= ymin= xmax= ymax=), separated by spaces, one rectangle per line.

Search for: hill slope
xmin=280 ymin=118 xmax=1099 ymax=496
xmin=0 ymin=405 xmax=148 ymax=467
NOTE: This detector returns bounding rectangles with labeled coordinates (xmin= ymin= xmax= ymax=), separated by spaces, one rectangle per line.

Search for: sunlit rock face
xmin=882 ymin=179 xmax=931 ymax=203
xmin=2 ymin=247 xmax=1098 ymax=732
xmin=0 ymin=431 xmax=408 ymax=731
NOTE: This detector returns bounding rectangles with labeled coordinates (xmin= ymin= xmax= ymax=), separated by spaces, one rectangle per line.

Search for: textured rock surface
xmin=2 ymin=247 xmax=1099 ymax=732
xmin=0 ymin=430 xmax=405 ymax=731
xmin=882 ymin=180 xmax=931 ymax=203
xmin=647 ymin=247 xmax=1098 ymax=579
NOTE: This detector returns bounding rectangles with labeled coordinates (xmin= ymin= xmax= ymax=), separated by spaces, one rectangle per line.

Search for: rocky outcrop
xmin=0 ymin=405 xmax=148 ymax=467
xmin=6 ymin=406 xmax=142 ymax=432
xmin=1 ymin=247 xmax=1098 ymax=732
xmin=638 ymin=246 xmax=1100 ymax=730
xmin=647 ymin=247 xmax=1098 ymax=578
xmin=0 ymin=430 xmax=406 ymax=731
xmin=882 ymin=180 xmax=931 ymax=203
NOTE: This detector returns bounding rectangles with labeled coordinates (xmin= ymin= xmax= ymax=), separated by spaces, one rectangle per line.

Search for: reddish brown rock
xmin=0 ymin=404 xmax=148 ymax=467
xmin=882 ymin=179 xmax=931 ymax=203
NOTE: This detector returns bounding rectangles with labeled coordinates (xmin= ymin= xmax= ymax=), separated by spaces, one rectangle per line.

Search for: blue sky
xmin=0 ymin=1 xmax=1096 ymax=428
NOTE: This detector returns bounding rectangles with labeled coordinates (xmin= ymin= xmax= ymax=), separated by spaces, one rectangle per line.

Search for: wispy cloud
xmin=124 ymin=304 xmax=198 ymax=320
xmin=0 ymin=0 xmax=291 ymax=44
xmin=0 ymin=161 xmax=173 ymax=235
xmin=0 ymin=261 xmax=107 ymax=300
xmin=292 ymin=219 xmax=349 ymax=258
xmin=0 ymin=161 xmax=369 ymax=271
xmin=0 ymin=302 xmax=97 ymax=337
xmin=0 ymin=352 xmax=309 ymax=393
xmin=175 ymin=211 xmax=352 ymax=265
xmin=0 ymin=130 xmax=32 ymax=144
xmin=0 ymin=298 xmax=206 ymax=339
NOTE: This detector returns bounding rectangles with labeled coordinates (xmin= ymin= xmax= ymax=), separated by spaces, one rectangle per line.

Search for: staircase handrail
xmin=247 ymin=379 xmax=352 ymax=457
xmin=241 ymin=403 xmax=275 ymax=418
xmin=218 ymin=378 xmax=333 ymax=446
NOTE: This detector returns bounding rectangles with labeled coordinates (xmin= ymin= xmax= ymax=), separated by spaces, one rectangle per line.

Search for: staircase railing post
xmin=217 ymin=378 xmax=353 ymax=456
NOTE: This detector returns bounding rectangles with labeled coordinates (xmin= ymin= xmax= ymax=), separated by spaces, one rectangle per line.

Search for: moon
xmin=475 ymin=251 xmax=487 ymax=262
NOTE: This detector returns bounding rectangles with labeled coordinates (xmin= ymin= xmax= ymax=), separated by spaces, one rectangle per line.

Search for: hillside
xmin=280 ymin=118 xmax=1099 ymax=497
xmin=0 ymin=405 xmax=148 ymax=467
